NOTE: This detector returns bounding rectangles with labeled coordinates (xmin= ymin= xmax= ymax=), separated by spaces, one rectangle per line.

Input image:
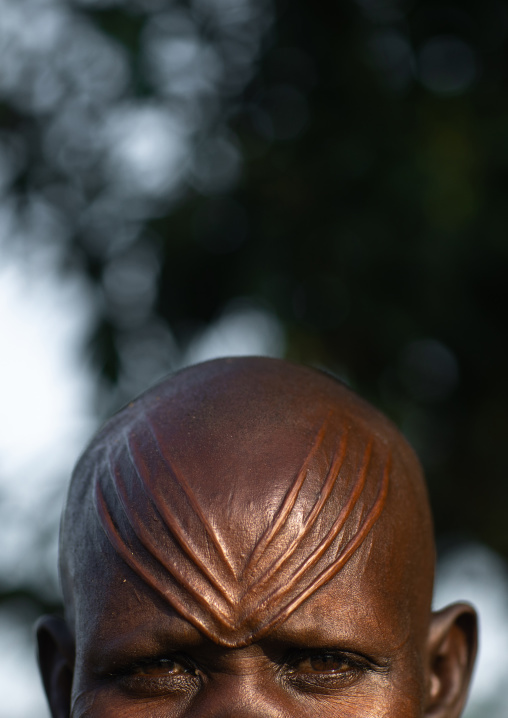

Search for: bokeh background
xmin=1 ymin=0 xmax=508 ymax=715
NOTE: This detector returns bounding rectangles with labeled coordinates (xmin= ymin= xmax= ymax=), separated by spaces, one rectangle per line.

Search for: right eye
xmin=132 ymin=657 xmax=196 ymax=677
xmin=117 ymin=655 xmax=201 ymax=697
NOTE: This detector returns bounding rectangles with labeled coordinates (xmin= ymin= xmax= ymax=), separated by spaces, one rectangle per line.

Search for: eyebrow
xmin=89 ymin=619 xmax=206 ymax=672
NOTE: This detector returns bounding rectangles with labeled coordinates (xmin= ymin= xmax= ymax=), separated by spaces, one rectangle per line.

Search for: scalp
xmin=60 ymin=357 xmax=434 ymax=646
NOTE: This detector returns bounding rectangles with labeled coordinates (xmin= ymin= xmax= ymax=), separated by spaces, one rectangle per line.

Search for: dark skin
xmin=37 ymin=357 xmax=478 ymax=717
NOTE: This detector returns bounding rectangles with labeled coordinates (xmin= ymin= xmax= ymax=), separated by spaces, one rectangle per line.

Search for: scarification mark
xmin=92 ymin=411 xmax=391 ymax=647
xmin=245 ymin=415 xmax=331 ymax=575
xmin=250 ymin=450 xmax=391 ymax=640
xmin=108 ymin=447 xmax=235 ymax=609
xmin=244 ymin=427 xmax=349 ymax=594
xmin=260 ymin=439 xmax=373 ymax=603
xmin=94 ymin=478 xmax=235 ymax=635
xmin=143 ymin=420 xmax=237 ymax=578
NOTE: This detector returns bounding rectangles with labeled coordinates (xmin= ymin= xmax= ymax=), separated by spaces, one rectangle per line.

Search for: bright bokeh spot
xmin=0 ymin=243 xmax=95 ymax=593
xmin=0 ymin=604 xmax=49 ymax=718
xmin=434 ymin=543 xmax=508 ymax=718
xmin=184 ymin=300 xmax=285 ymax=365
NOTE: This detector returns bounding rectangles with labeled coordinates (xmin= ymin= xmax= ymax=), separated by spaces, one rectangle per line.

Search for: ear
xmin=424 ymin=603 xmax=478 ymax=718
xmin=35 ymin=615 xmax=74 ymax=718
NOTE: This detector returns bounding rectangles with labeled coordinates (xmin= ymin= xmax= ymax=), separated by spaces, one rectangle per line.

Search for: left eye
xmin=295 ymin=653 xmax=351 ymax=674
xmin=284 ymin=650 xmax=373 ymax=692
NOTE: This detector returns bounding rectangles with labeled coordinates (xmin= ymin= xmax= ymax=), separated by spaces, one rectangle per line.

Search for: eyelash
xmin=282 ymin=650 xmax=377 ymax=692
xmin=114 ymin=655 xmax=201 ymax=697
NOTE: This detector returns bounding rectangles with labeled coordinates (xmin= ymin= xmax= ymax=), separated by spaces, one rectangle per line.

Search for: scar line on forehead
xmin=245 ymin=414 xmax=331 ymax=574
xmin=95 ymin=480 xmax=235 ymax=633
xmin=253 ymin=450 xmax=391 ymax=639
xmin=93 ymin=416 xmax=390 ymax=645
xmin=144 ymin=419 xmax=238 ymax=578
xmin=251 ymin=438 xmax=373 ymax=597
xmin=94 ymin=416 xmax=331 ymax=621
xmin=243 ymin=428 xmax=350 ymax=589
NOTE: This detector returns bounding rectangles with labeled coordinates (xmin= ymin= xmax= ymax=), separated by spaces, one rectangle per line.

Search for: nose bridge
xmin=184 ymin=673 xmax=289 ymax=718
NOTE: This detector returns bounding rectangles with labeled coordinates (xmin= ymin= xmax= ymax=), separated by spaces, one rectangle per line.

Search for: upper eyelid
xmin=285 ymin=650 xmax=364 ymax=666
xmin=104 ymin=652 xmax=198 ymax=677
xmin=283 ymin=648 xmax=390 ymax=671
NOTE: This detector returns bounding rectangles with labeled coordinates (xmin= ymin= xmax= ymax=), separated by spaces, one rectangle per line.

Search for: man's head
xmin=37 ymin=357 xmax=477 ymax=718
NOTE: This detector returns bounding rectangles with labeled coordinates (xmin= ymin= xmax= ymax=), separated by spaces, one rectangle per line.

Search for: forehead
xmin=94 ymin=361 xmax=396 ymax=559
xmin=74 ymin=536 xmax=413 ymax=667
xmin=91 ymin=402 xmax=394 ymax=645
xmin=67 ymin=359 xmax=430 ymax=651
xmin=102 ymin=358 xmax=392 ymax=460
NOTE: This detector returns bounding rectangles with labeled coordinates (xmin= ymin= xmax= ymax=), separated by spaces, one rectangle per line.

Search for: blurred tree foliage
xmin=1 ymin=0 xmax=508 ymax=598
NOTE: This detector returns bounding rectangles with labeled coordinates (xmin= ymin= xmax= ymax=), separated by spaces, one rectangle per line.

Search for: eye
xmin=131 ymin=657 xmax=197 ymax=677
xmin=294 ymin=653 xmax=353 ymax=674
xmin=116 ymin=655 xmax=201 ymax=697
xmin=284 ymin=650 xmax=374 ymax=693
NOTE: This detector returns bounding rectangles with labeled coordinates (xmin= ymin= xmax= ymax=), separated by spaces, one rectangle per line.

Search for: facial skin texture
xmin=37 ymin=357 xmax=477 ymax=718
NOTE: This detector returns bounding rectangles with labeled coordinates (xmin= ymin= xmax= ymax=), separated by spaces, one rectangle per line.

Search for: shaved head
xmin=60 ymin=357 xmax=434 ymax=646
xmin=40 ymin=357 xmax=476 ymax=718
